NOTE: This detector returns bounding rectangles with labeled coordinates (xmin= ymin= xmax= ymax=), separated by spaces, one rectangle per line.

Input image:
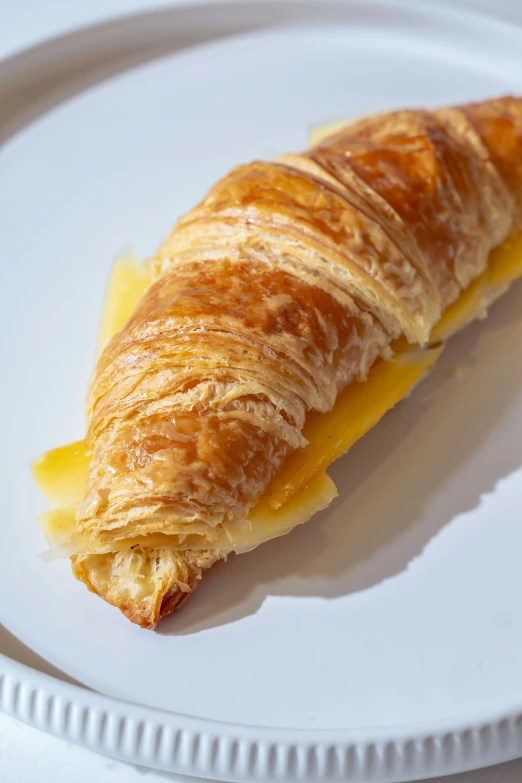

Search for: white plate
xmin=2 ymin=0 xmax=522 ymax=780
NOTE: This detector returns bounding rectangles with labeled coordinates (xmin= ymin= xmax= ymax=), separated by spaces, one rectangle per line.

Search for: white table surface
xmin=2 ymin=1 xmax=522 ymax=781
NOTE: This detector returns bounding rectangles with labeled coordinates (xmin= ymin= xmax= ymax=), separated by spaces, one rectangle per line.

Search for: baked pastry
xmin=32 ymin=96 xmax=522 ymax=628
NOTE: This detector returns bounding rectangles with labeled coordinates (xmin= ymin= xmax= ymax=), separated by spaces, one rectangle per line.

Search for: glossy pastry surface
xmin=33 ymin=96 xmax=522 ymax=628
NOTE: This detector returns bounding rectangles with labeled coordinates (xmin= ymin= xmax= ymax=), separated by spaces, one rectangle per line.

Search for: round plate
xmin=2 ymin=0 xmax=522 ymax=779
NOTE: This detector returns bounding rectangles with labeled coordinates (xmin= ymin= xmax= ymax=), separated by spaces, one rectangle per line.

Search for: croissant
xmin=32 ymin=96 xmax=522 ymax=628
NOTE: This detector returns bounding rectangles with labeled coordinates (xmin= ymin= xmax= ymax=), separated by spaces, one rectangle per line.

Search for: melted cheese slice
xmin=96 ymin=251 xmax=153 ymax=355
xmin=32 ymin=124 xmax=522 ymax=556
xmin=33 ymin=444 xmax=337 ymax=556
xmin=32 ymin=439 xmax=90 ymax=508
xmin=268 ymin=345 xmax=443 ymax=510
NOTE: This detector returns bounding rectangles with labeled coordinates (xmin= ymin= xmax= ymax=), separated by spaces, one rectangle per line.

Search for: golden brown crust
xmin=71 ymin=96 xmax=522 ymax=627
xmin=308 ymin=105 xmax=515 ymax=304
xmin=457 ymin=96 xmax=522 ymax=208
xmin=166 ymin=160 xmax=439 ymax=339
xmin=71 ymin=548 xmax=218 ymax=629
xmin=78 ymin=257 xmax=386 ymax=553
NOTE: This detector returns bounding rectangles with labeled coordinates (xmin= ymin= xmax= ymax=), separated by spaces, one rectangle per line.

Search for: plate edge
xmin=4 ymin=0 xmax=522 ymax=779
xmin=2 ymin=652 xmax=522 ymax=781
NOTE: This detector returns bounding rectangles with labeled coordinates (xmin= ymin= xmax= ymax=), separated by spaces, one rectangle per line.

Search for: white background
xmin=2 ymin=1 xmax=522 ymax=781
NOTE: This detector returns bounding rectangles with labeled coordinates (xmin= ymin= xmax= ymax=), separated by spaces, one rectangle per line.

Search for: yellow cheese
xmin=427 ymin=229 xmax=522 ymax=342
xmin=430 ymin=272 xmax=487 ymax=343
xmin=231 ymin=472 xmax=337 ymax=553
xmin=268 ymin=345 xmax=443 ymax=510
xmin=96 ymin=251 xmax=153 ymax=356
xmin=31 ymin=440 xmax=90 ymax=508
xmin=33 ymin=345 xmax=441 ymax=553
xmin=39 ymin=505 xmax=78 ymax=552
xmin=32 ymin=440 xmax=337 ymax=556
xmin=488 ymin=228 xmax=522 ymax=288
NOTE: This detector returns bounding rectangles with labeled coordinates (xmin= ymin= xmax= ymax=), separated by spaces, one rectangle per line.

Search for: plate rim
xmin=3 ymin=0 xmax=522 ymax=779
xmin=3 ymin=651 xmax=522 ymax=781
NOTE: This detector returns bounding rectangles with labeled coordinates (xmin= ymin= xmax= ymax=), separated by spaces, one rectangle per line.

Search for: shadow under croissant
xmin=158 ymin=279 xmax=522 ymax=636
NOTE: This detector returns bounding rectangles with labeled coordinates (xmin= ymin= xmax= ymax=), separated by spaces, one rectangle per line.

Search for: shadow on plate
xmin=0 ymin=625 xmax=82 ymax=686
xmin=158 ymin=280 xmax=522 ymax=635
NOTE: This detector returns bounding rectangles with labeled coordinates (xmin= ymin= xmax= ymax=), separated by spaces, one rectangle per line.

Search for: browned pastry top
xmin=69 ymin=96 xmax=522 ymax=627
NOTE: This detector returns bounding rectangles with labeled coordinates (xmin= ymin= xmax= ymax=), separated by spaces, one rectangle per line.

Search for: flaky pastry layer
xmin=69 ymin=96 xmax=522 ymax=627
